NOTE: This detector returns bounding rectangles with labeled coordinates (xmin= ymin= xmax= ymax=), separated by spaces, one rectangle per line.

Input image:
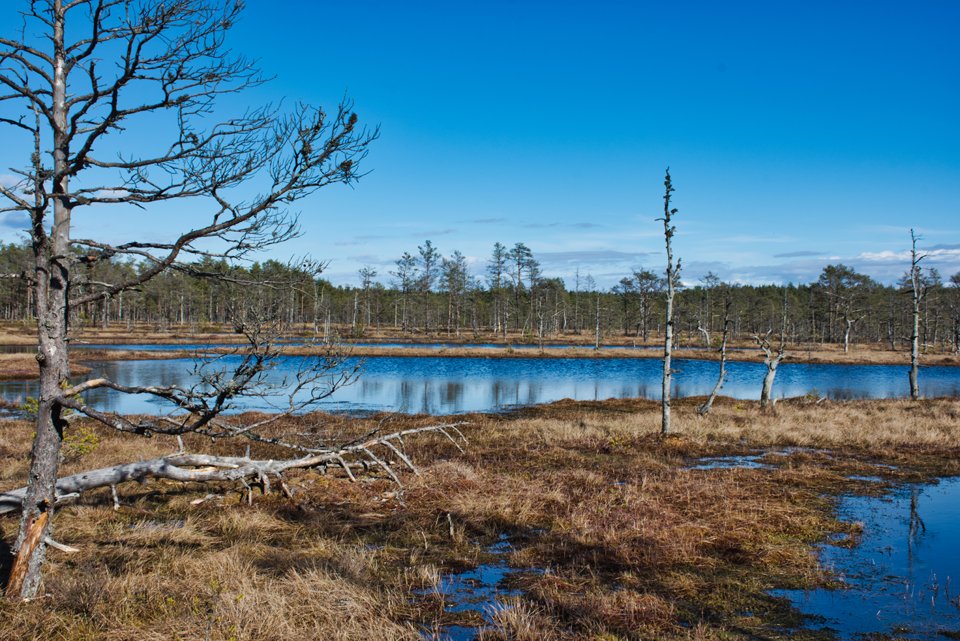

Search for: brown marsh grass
xmin=0 ymin=353 xmax=91 ymax=381
xmin=0 ymin=397 xmax=958 ymax=639
xmin=4 ymin=320 xmax=956 ymax=367
xmin=277 ymin=343 xmax=960 ymax=366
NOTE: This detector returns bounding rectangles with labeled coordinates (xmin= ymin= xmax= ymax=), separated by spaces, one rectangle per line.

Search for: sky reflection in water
xmin=773 ymin=477 xmax=960 ymax=639
xmin=1 ymin=354 xmax=959 ymax=415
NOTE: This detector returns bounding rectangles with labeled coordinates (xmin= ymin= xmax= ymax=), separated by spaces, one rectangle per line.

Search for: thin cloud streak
xmin=773 ymin=250 xmax=821 ymax=258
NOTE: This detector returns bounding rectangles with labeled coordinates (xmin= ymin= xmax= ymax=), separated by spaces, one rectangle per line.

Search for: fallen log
xmin=0 ymin=422 xmax=467 ymax=515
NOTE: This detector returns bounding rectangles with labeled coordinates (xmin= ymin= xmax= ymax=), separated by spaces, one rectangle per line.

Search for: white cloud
xmin=858 ymin=248 xmax=960 ymax=263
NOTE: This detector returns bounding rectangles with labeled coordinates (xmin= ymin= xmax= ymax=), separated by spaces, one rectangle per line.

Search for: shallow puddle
xmin=689 ymin=452 xmax=773 ymax=470
xmin=688 ymin=447 xmax=818 ymax=470
xmin=420 ymin=535 xmax=533 ymax=640
xmin=688 ymin=453 xmax=772 ymax=470
xmin=774 ymin=476 xmax=960 ymax=639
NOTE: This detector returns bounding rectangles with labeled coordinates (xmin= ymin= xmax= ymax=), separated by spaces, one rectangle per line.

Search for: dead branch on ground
xmin=0 ymin=422 xmax=468 ymax=516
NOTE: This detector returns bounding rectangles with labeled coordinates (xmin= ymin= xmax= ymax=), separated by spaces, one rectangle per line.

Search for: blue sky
xmin=0 ymin=0 xmax=958 ymax=287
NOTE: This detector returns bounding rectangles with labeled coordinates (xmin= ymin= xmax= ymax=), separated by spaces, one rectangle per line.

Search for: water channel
xmin=1 ymin=351 xmax=959 ymax=415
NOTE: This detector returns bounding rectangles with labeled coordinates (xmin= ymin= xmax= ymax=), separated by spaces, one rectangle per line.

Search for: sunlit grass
xmin=1 ymin=397 xmax=958 ymax=639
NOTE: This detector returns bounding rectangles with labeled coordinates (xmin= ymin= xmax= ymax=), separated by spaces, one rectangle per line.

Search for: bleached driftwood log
xmin=0 ymin=423 xmax=467 ymax=516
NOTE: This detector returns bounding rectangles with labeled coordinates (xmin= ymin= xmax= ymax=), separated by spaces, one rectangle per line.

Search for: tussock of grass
xmin=1 ymin=397 xmax=958 ymax=639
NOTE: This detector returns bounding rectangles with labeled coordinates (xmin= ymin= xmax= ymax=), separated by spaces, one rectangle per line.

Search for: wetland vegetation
xmin=2 ymin=396 xmax=960 ymax=640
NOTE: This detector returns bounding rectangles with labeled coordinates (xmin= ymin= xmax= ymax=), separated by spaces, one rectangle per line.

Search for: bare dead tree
xmin=698 ymin=298 xmax=731 ymax=416
xmin=754 ymin=290 xmax=788 ymax=410
xmin=0 ymin=0 xmax=376 ymax=599
xmin=842 ymin=315 xmax=858 ymax=353
xmin=696 ymin=321 xmax=711 ymax=347
xmin=754 ymin=331 xmax=785 ymax=410
xmin=0 ymin=422 xmax=470 ymax=518
xmin=657 ymin=169 xmax=681 ymax=434
xmin=594 ymin=290 xmax=601 ymax=350
xmin=909 ymin=229 xmax=927 ymax=400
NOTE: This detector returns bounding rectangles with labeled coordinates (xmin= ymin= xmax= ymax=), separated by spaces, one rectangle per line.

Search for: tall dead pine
xmin=659 ymin=170 xmax=681 ymax=434
xmin=909 ymin=230 xmax=927 ymax=400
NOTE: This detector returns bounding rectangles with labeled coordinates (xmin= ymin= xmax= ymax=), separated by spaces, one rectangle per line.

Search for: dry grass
xmin=0 ymin=353 xmax=90 ymax=381
xmin=1 ymin=398 xmax=959 ymax=639
xmin=5 ymin=320 xmax=955 ymax=367
xmin=0 ymin=325 xmax=35 ymax=345
xmin=522 ymin=396 xmax=960 ymax=453
xmin=246 ymin=342 xmax=960 ymax=367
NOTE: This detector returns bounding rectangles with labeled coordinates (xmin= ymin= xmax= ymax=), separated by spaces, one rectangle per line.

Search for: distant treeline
xmin=1 ymin=240 xmax=958 ymax=351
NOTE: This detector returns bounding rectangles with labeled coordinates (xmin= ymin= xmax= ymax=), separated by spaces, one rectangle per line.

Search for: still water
xmin=774 ymin=477 xmax=960 ymax=639
xmin=1 ymin=354 xmax=958 ymax=415
xmin=67 ymin=341 xmax=710 ymax=351
xmin=419 ymin=534 xmax=533 ymax=640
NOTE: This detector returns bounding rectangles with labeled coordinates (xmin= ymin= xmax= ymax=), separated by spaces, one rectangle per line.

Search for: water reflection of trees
xmin=397 ymin=380 xmax=416 ymax=414
xmin=907 ymin=487 xmax=926 ymax=564
xmin=5 ymin=356 xmax=960 ymax=415
xmin=442 ymin=382 xmax=463 ymax=405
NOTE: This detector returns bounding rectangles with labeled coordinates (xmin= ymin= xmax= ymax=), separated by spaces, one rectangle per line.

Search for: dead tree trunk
xmin=9 ymin=2 xmax=73 ymax=598
xmin=843 ymin=317 xmax=854 ymax=353
xmin=755 ymin=290 xmax=788 ymax=410
xmin=755 ymin=333 xmax=785 ymax=409
xmin=696 ymin=322 xmax=711 ymax=347
xmin=659 ymin=170 xmax=681 ymax=435
xmin=909 ymin=230 xmax=925 ymax=400
xmin=1 ymin=423 xmax=468 ymax=517
xmin=698 ymin=301 xmax=730 ymax=416
xmin=760 ymin=356 xmax=780 ymax=407
xmin=594 ymin=293 xmax=601 ymax=350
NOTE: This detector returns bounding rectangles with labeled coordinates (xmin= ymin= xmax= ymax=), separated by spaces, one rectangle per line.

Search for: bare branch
xmin=0 ymin=423 xmax=469 ymax=515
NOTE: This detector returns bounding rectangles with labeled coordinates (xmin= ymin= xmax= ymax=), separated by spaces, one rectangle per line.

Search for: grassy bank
xmin=3 ymin=321 xmax=958 ymax=367
xmin=281 ymin=343 xmax=960 ymax=366
xmin=69 ymin=341 xmax=960 ymax=367
xmin=0 ymin=354 xmax=91 ymax=382
xmin=1 ymin=397 xmax=958 ymax=639
xmin=0 ymin=350 xmax=194 ymax=382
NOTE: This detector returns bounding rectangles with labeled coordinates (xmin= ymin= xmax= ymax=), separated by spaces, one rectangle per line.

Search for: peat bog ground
xmin=2 ymin=397 xmax=959 ymax=640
